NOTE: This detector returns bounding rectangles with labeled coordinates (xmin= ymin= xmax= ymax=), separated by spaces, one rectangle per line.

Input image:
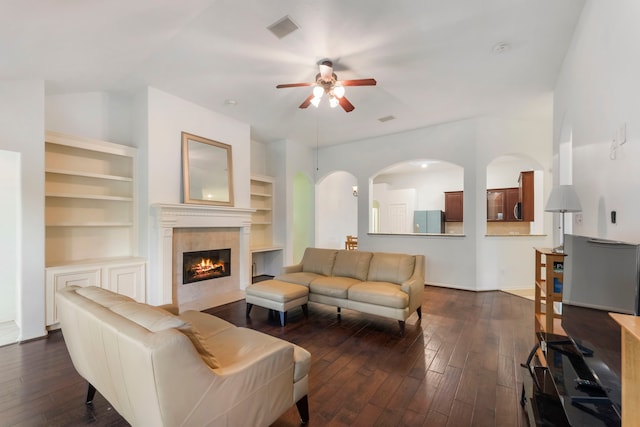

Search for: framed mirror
xmin=182 ymin=132 xmax=234 ymax=206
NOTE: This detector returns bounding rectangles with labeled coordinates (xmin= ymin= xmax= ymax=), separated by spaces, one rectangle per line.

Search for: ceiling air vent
xmin=267 ymin=16 xmax=299 ymax=39
xmin=378 ymin=115 xmax=396 ymax=123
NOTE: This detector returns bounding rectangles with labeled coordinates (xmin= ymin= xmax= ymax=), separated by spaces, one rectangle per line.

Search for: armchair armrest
xmin=400 ymin=255 xmax=425 ymax=313
xmin=281 ymin=263 xmax=303 ymax=274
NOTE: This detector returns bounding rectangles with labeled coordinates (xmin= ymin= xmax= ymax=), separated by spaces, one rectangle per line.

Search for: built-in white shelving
xmin=250 ymin=174 xmax=283 ymax=276
xmin=44 ymin=131 xmax=145 ymax=327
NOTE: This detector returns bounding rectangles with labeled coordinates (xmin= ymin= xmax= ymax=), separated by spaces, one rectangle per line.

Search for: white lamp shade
xmin=545 ymin=185 xmax=582 ymax=213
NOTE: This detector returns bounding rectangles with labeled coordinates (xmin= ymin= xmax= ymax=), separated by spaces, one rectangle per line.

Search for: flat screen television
xmin=561 ymin=234 xmax=640 ymax=412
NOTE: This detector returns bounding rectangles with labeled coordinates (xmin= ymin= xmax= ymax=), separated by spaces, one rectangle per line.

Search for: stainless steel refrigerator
xmin=413 ymin=210 xmax=445 ymax=233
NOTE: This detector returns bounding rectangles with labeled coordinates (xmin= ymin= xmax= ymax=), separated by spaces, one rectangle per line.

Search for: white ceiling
xmin=0 ymin=0 xmax=585 ymax=147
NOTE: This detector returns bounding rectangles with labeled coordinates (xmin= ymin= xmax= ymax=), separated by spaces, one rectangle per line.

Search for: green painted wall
xmin=293 ymin=172 xmax=313 ymax=264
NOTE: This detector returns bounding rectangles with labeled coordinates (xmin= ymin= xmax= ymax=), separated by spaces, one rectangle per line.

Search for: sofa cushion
xmin=246 ymin=280 xmax=309 ymax=302
xmin=301 ymin=248 xmax=338 ymax=276
xmin=348 ymin=281 xmax=409 ymax=309
xmin=76 ymin=286 xmax=135 ymax=308
xmin=310 ymin=276 xmax=361 ymax=298
xmin=109 ymin=301 xmax=186 ymax=332
xmin=205 ymin=326 xmax=291 ymax=369
xmin=275 ymin=271 xmax=322 ymax=287
xmin=332 ymin=250 xmax=372 ymax=281
xmin=367 ymin=253 xmax=416 ymax=284
xmin=177 ymin=310 xmax=236 ymax=370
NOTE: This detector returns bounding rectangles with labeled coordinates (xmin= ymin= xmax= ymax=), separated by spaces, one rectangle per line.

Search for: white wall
xmin=487 ymin=156 xmax=536 ymax=189
xmin=316 ymin=171 xmax=357 ymax=249
xmin=0 ymin=150 xmax=19 ymax=323
xmin=260 ymin=139 xmax=315 ymax=266
xmin=318 ymin=118 xmax=480 ymax=289
xmin=554 ymin=0 xmax=640 ymax=244
xmin=143 ymin=87 xmax=251 ymax=304
xmin=250 ymin=140 xmax=269 ymax=176
xmin=46 ymin=92 xmax=134 ymax=145
xmin=43 ymin=87 xmax=253 ymax=306
xmin=145 ymin=87 xmax=250 ymax=208
xmin=0 ymin=80 xmax=46 ymax=340
xmin=372 ymin=183 xmax=416 ymax=233
xmin=475 ymin=117 xmax=553 ymax=290
xmin=318 ymin=115 xmax=553 ymax=290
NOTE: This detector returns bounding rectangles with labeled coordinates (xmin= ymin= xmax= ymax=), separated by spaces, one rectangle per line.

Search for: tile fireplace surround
xmin=151 ymin=203 xmax=254 ymax=311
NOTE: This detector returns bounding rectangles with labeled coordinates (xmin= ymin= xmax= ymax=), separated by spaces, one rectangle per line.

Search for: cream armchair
xmin=56 ymin=286 xmax=310 ymax=426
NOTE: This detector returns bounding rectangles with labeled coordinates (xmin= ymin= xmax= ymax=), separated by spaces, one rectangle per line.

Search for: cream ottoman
xmin=246 ymin=279 xmax=309 ymax=326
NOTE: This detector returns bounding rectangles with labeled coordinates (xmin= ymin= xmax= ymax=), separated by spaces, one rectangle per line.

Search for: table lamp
xmin=545 ymin=185 xmax=582 ymax=253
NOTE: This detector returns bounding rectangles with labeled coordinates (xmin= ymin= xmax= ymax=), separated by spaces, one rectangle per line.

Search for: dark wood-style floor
xmin=1 ymin=287 xmax=538 ymax=426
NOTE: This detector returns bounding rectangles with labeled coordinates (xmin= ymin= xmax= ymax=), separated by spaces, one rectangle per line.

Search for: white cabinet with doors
xmin=45 ymin=257 xmax=146 ymax=327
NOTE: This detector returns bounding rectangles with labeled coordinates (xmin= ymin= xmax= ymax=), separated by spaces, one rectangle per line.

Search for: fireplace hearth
xmin=183 ymin=248 xmax=231 ymax=284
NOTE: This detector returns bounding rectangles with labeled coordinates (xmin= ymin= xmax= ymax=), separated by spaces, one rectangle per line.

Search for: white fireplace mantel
xmin=149 ymin=203 xmax=254 ymax=306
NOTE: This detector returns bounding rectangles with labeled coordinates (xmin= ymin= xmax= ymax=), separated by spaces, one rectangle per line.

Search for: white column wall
xmin=0 ymin=150 xmax=19 ymax=323
xmin=0 ymin=80 xmax=46 ymax=340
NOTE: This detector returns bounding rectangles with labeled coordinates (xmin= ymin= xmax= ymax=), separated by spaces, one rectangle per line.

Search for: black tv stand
xmin=520 ymin=332 xmax=621 ymax=426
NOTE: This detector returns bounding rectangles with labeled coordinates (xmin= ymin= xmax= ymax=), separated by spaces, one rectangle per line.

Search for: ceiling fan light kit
xmin=276 ymin=60 xmax=376 ymax=112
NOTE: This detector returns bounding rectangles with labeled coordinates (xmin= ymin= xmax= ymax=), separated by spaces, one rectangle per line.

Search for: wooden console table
xmin=610 ymin=313 xmax=640 ymax=426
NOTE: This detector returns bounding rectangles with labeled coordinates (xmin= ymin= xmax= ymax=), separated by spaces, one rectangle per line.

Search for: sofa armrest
xmin=400 ymin=255 xmax=425 ymax=313
xmin=152 ymin=328 xmax=298 ymax=426
xmin=214 ymin=340 xmax=293 ymax=377
xmin=281 ymin=263 xmax=303 ymax=274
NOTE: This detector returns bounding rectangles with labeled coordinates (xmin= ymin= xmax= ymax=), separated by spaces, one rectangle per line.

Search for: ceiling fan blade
xmin=276 ymin=82 xmax=313 ymax=89
xmin=340 ymin=78 xmax=377 ymax=87
xmin=299 ymin=94 xmax=314 ymax=109
xmin=338 ymin=96 xmax=355 ymax=112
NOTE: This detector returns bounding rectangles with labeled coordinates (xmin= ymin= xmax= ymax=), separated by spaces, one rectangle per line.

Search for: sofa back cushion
xmin=332 ymin=250 xmax=372 ymax=281
xmin=108 ymin=301 xmax=222 ymax=370
xmin=367 ymin=253 xmax=416 ymax=284
xmin=178 ymin=310 xmax=230 ymax=370
xmin=302 ymin=248 xmax=338 ymax=276
xmin=110 ymin=302 xmax=187 ymax=332
xmin=76 ymin=285 xmax=136 ymax=308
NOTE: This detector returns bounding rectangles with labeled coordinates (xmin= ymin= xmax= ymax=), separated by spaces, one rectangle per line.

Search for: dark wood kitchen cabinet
xmin=487 ymin=171 xmax=535 ymax=222
xmin=519 ymin=171 xmax=534 ymax=222
xmin=444 ymin=191 xmax=463 ymax=222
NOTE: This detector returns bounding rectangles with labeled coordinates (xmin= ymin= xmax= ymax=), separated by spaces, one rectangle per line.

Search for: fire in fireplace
xmin=183 ymin=248 xmax=231 ymax=284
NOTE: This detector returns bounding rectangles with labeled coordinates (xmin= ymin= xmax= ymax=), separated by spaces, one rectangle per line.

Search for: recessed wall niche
xmin=370 ymin=159 xmax=464 ymax=235
xmin=486 ymin=154 xmax=544 ymax=235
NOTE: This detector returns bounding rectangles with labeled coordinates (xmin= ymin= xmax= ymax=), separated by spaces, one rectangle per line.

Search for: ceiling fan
xmin=276 ymin=60 xmax=376 ymax=112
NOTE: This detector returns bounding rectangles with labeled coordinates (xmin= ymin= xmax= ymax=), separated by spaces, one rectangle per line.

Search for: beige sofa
xmin=56 ymin=286 xmax=310 ymax=427
xmin=275 ymin=248 xmax=425 ymax=334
